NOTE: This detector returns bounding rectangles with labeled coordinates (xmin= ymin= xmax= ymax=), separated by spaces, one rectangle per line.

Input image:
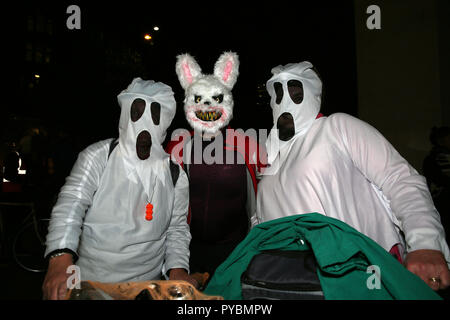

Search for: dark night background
xmin=2 ymin=0 xmax=358 ymax=149
xmin=1 ymin=0 xmax=450 ymax=301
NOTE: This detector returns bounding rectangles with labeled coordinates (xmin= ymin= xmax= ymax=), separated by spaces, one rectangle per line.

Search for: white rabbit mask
xmin=175 ymin=52 xmax=239 ymax=135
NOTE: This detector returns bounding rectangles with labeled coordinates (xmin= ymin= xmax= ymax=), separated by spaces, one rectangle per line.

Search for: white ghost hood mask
xmin=117 ymin=77 xmax=176 ymax=199
xmin=265 ymin=62 xmax=322 ymax=174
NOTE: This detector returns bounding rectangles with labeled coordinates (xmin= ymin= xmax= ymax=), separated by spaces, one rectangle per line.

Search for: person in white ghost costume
xmin=42 ymin=78 xmax=196 ymax=300
xmin=256 ymin=62 xmax=450 ymax=291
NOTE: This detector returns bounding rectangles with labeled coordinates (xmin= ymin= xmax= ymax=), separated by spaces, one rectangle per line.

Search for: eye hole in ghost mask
xmin=287 ymin=80 xmax=304 ymax=104
xmin=136 ymin=130 xmax=152 ymax=160
xmin=131 ymin=98 xmax=146 ymax=122
xmin=277 ymin=112 xmax=295 ymax=141
xmin=274 ymin=82 xmax=283 ymax=104
xmin=151 ymin=102 xmax=161 ymax=125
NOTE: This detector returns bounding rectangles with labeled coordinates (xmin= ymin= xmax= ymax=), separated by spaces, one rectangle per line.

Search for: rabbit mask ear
xmin=214 ymin=52 xmax=239 ymax=90
xmin=175 ymin=54 xmax=203 ymax=90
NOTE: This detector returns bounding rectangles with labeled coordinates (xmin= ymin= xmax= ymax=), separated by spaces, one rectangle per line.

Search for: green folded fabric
xmin=204 ymin=213 xmax=441 ymax=300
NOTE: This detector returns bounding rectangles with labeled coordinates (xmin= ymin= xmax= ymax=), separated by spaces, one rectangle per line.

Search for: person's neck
xmin=197 ymin=127 xmax=228 ymax=140
xmin=202 ymin=130 xmax=221 ymax=140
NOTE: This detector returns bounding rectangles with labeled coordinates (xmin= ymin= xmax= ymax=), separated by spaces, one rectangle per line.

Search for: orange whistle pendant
xmin=145 ymin=203 xmax=154 ymax=221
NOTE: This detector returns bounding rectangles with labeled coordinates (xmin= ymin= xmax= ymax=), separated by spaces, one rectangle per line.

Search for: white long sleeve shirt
xmin=45 ymin=138 xmax=191 ymax=282
xmin=256 ymin=113 xmax=450 ymax=266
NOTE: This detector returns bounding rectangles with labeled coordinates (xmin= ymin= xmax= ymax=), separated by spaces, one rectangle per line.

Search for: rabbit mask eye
xmin=195 ymin=95 xmax=202 ymax=103
xmin=213 ymin=94 xmax=224 ymax=103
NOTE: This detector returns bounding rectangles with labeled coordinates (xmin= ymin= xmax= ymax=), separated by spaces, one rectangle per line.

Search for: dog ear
xmin=175 ymin=54 xmax=203 ymax=90
xmin=214 ymin=52 xmax=239 ymax=89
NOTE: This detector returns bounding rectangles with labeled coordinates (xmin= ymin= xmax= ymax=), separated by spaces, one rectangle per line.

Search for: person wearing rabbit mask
xmin=43 ymin=78 xmax=196 ymax=300
xmin=256 ymin=61 xmax=450 ymax=291
xmin=167 ymin=52 xmax=264 ymax=278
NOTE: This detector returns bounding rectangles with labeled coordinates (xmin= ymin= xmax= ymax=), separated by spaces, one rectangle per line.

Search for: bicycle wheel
xmin=12 ymin=218 xmax=50 ymax=273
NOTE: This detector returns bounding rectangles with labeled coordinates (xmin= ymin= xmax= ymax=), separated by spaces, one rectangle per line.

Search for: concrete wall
xmin=353 ymin=0 xmax=447 ymax=173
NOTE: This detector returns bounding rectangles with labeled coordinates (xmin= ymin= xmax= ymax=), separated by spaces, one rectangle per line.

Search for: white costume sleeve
xmin=333 ymin=113 xmax=450 ymax=260
xmin=162 ymin=162 xmax=191 ymax=276
xmin=44 ymin=139 xmax=111 ymax=257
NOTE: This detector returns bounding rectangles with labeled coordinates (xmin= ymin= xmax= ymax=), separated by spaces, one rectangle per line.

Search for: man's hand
xmin=42 ymin=254 xmax=73 ymax=300
xmin=169 ymin=268 xmax=199 ymax=289
xmin=404 ymin=249 xmax=450 ymax=291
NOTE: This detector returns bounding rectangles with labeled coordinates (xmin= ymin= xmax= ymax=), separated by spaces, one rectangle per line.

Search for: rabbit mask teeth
xmin=195 ymin=110 xmax=223 ymax=122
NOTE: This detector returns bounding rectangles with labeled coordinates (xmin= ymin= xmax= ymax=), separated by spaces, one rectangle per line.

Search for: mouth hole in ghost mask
xmin=274 ymin=82 xmax=283 ymax=104
xmin=151 ymin=102 xmax=161 ymax=125
xmin=131 ymin=98 xmax=146 ymax=122
xmin=136 ymin=130 xmax=152 ymax=160
xmin=287 ymin=80 xmax=304 ymax=104
xmin=277 ymin=112 xmax=295 ymax=141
